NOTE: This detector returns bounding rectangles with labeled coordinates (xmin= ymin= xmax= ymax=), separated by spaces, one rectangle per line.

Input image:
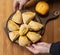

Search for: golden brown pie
xmin=12 ymin=10 xmax=22 ymax=24
xmin=28 ymin=21 xmax=43 ymax=31
xmin=22 ymin=12 xmax=36 ymax=24
xmin=19 ymin=36 xmax=30 ymax=46
xmin=27 ymin=32 xmax=41 ymax=43
xmin=8 ymin=20 xmax=19 ymax=31
xmin=19 ymin=24 xmax=28 ymax=35
xmin=9 ymin=31 xmax=19 ymax=41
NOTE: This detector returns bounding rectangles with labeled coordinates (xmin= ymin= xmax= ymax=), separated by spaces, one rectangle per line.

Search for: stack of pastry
xmin=7 ymin=10 xmax=43 ymax=46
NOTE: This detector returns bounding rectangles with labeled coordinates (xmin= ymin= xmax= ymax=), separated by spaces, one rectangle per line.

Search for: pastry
xmin=28 ymin=21 xmax=43 ymax=31
xmin=19 ymin=24 xmax=28 ymax=35
xmin=8 ymin=20 xmax=19 ymax=31
xmin=19 ymin=36 xmax=30 ymax=46
xmin=27 ymin=32 xmax=41 ymax=43
xmin=12 ymin=10 xmax=22 ymax=24
xmin=9 ymin=31 xmax=19 ymax=41
xmin=22 ymin=12 xmax=36 ymax=24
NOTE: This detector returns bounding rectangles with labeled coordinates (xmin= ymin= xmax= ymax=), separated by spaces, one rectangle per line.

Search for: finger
xmin=13 ymin=0 xmax=20 ymax=11
xmin=37 ymin=42 xmax=49 ymax=47
xmin=25 ymin=46 xmax=35 ymax=53
xmin=32 ymin=44 xmax=37 ymax=48
xmin=19 ymin=4 xmax=23 ymax=10
xmin=19 ymin=0 xmax=28 ymax=10
xmin=25 ymin=45 xmax=34 ymax=50
xmin=37 ymin=42 xmax=46 ymax=45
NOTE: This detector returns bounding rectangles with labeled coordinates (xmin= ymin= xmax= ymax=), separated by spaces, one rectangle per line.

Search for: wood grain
xmin=0 ymin=0 xmax=60 ymax=55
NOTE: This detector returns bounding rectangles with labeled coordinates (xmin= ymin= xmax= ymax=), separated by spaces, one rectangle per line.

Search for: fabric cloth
xmin=50 ymin=41 xmax=60 ymax=55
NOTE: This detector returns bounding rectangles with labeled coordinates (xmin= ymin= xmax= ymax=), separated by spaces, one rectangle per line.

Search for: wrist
xmin=47 ymin=44 xmax=52 ymax=53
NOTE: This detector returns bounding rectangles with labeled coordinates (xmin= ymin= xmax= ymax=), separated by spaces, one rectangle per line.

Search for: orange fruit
xmin=35 ymin=1 xmax=49 ymax=15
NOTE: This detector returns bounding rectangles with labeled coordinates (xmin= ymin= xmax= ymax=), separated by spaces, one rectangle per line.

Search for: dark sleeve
xmin=50 ymin=41 xmax=60 ymax=55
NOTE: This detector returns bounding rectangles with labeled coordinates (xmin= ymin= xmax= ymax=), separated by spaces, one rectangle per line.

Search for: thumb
xmin=19 ymin=4 xmax=23 ymax=10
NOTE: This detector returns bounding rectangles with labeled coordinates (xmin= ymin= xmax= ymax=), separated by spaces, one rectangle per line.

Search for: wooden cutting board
xmin=0 ymin=0 xmax=60 ymax=55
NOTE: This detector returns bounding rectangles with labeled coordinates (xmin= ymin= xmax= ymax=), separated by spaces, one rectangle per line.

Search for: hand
xmin=26 ymin=42 xmax=51 ymax=54
xmin=13 ymin=0 xmax=28 ymax=11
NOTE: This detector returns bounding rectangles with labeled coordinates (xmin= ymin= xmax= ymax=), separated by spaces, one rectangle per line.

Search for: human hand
xmin=13 ymin=0 xmax=28 ymax=11
xmin=26 ymin=42 xmax=51 ymax=54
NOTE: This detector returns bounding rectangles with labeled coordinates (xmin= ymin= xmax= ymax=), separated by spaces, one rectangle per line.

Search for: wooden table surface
xmin=0 ymin=0 xmax=60 ymax=55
